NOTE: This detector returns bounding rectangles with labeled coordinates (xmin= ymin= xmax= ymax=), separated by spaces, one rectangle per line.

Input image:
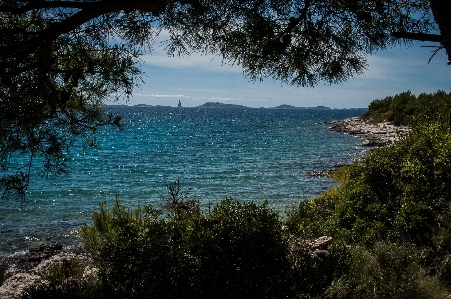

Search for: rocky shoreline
xmin=307 ymin=117 xmax=410 ymax=178
xmin=327 ymin=116 xmax=410 ymax=147
xmin=0 ymin=243 xmax=95 ymax=299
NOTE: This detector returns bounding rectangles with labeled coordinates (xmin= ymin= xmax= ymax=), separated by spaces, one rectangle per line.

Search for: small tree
xmin=160 ymin=178 xmax=201 ymax=219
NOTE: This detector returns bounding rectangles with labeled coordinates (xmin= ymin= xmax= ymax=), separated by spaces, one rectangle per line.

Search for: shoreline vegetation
xmin=2 ymin=90 xmax=451 ymax=299
xmin=308 ymin=117 xmax=409 ymax=178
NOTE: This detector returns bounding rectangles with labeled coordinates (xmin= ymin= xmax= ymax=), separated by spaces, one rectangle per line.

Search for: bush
xmin=82 ymin=199 xmax=185 ymax=299
xmin=306 ymin=120 xmax=451 ymax=247
xmin=23 ymin=258 xmax=102 ymax=299
xmin=285 ymin=187 xmax=337 ymax=239
xmin=325 ymin=242 xmax=449 ymax=299
xmin=81 ymin=198 xmax=295 ymax=299
xmin=285 ymin=165 xmax=354 ymax=239
xmin=287 ymin=118 xmax=451 ymax=293
xmin=362 ymin=90 xmax=451 ymax=126
xmin=192 ymin=198 xmax=293 ymax=298
xmin=160 ymin=178 xmax=201 ymax=219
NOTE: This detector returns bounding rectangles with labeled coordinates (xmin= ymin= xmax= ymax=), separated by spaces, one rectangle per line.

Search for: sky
xmin=117 ymin=40 xmax=451 ymax=109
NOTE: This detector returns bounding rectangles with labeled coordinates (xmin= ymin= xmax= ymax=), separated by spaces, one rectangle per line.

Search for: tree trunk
xmin=429 ymin=0 xmax=451 ymax=65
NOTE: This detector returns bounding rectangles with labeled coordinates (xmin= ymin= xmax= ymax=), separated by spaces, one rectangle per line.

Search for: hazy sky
xmin=119 ymin=40 xmax=451 ymax=109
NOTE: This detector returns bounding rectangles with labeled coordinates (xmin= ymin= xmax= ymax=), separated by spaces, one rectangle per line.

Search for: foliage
xmin=81 ymin=197 xmax=295 ymax=299
xmin=325 ymin=243 xmax=449 ymax=299
xmin=287 ymin=114 xmax=451 ymax=295
xmin=0 ymin=0 xmax=442 ymax=199
xmin=23 ymin=258 xmax=102 ymax=299
xmin=362 ymin=90 xmax=451 ymax=125
xmin=160 ymin=178 xmax=201 ymax=219
xmin=285 ymin=164 xmax=354 ymax=239
xmin=330 ymin=121 xmax=451 ymax=246
xmin=41 ymin=259 xmax=86 ymax=285
xmin=309 ymin=122 xmax=450 ymax=244
xmin=329 ymin=165 xmax=353 ymax=185
xmin=285 ymin=187 xmax=337 ymax=240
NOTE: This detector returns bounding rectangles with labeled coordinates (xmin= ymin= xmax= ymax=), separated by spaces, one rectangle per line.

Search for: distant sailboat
xmin=178 ymin=100 xmax=182 ymax=108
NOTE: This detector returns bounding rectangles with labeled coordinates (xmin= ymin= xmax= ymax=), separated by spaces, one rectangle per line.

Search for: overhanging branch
xmin=0 ymin=1 xmax=89 ymax=14
xmin=391 ymin=31 xmax=442 ymax=43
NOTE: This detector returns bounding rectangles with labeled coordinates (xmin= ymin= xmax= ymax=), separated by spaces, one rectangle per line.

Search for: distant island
xmin=196 ymin=102 xmax=248 ymax=108
xmin=133 ymin=104 xmax=172 ymax=108
xmin=271 ymin=104 xmax=331 ymax=109
xmin=196 ymin=102 xmax=335 ymax=109
xmin=108 ymin=104 xmax=172 ymax=108
xmin=108 ymin=102 xmax=364 ymax=110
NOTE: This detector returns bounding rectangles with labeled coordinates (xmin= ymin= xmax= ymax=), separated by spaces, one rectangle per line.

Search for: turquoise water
xmin=0 ymin=107 xmax=366 ymax=254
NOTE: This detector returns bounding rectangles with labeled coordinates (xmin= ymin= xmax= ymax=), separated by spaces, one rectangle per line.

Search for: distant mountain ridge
xmin=272 ymin=104 xmax=331 ymax=110
xmin=196 ymin=102 xmax=333 ymax=109
xmin=196 ymin=102 xmax=248 ymax=108
xmin=109 ymin=102 xmax=364 ymax=110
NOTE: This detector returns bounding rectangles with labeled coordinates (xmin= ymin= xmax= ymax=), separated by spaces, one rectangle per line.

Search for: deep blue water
xmin=0 ymin=107 xmax=367 ymax=254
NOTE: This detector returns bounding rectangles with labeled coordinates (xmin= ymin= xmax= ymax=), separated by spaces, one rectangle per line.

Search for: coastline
xmin=308 ymin=116 xmax=410 ymax=178
xmin=1 ymin=115 xmax=410 ymax=298
xmin=327 ymin=116 xmax=410 ymax=147
xmin=0 ymin=243 xmax=93 ymax=299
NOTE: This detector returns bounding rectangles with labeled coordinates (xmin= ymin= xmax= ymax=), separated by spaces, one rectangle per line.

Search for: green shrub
xmin=285 ymin=187 xmax=337 ymax=239
xmin=82 ymin=199 xmax=184 ymax=299
xmin=81 ymin=197 xmax=295 ymax=299
xmin=23 ymin=258 xmax=102 ymax=299
xmin=362 ymin=90 xmax=451 ymax=126
xmin=41 ymin=259 xmax=86 ymax=285
xmin=160 ymin=178 xmax=201 ymax=219
xmin=386 ymin=91 xmax=418 ymax=125
xmin=287 ymin=117 xmax=451 ymax=293
xmin=330 ymin=165 xmax=353 ymax=184
xmin=325 ymin=243 xmax=449 ymax=299
xmin=326 ymin=120 xmax=451 ymax=246
xmin=192 ymin=198 xmax=293 ymax=298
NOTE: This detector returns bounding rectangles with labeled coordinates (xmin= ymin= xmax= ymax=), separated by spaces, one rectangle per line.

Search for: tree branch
xmin=23 ymin=0 xmax=170 ymax=42
xmin=391 ymin=31 xmax=442 ymax=43
xmin=0 ymin=0 xmax=171 ymax=75
xmin=0 ymin=1 xmax=91 ymax=14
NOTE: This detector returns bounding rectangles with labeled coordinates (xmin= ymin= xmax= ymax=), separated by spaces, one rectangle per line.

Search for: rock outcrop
xmin=1 ymin=243 xmax=94 ymax=299
xmin=287 ymin=236 xmax=334 ymax=281
xmin=328 ymin=117 xmax=410 ymax=147
xmin=0 ymin=272 xmax=48 ymax=299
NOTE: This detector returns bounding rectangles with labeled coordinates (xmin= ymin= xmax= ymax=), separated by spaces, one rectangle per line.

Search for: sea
xmin=0 ymin=106 xmax=367 ymax=256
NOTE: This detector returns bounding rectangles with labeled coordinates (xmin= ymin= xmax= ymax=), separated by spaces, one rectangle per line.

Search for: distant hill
xmin=109 ymin=103 xmax=358 ymax=110
xmin=272 ymin=104 xmax=299 ymax=109
xmin=198 ymin=102 xmax=334 ymax=109
xmin=196 ymin=102 xmax=248 ymax=108
xmin=271 ymin=104 xmax=332 ymax=110
xmin=133 ymin=104 xmax=172 ymax=108
xmin=309 ymin=106 xmax=331 ymax=110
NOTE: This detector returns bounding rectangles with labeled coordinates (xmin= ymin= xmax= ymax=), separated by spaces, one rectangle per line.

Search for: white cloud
xmin=141 ymin=47 xmax=242 ymax=73
xmin=134 ymin=93 xmax=190 ymax=98
xmin=131 ymin=35 xmax=451 ymax=109
xmin=131 ymin=93 xmax=268 ymax=104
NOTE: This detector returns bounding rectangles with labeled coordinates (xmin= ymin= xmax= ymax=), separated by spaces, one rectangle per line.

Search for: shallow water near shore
xmin=0 ymin=107 xmax=367 ymax=255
